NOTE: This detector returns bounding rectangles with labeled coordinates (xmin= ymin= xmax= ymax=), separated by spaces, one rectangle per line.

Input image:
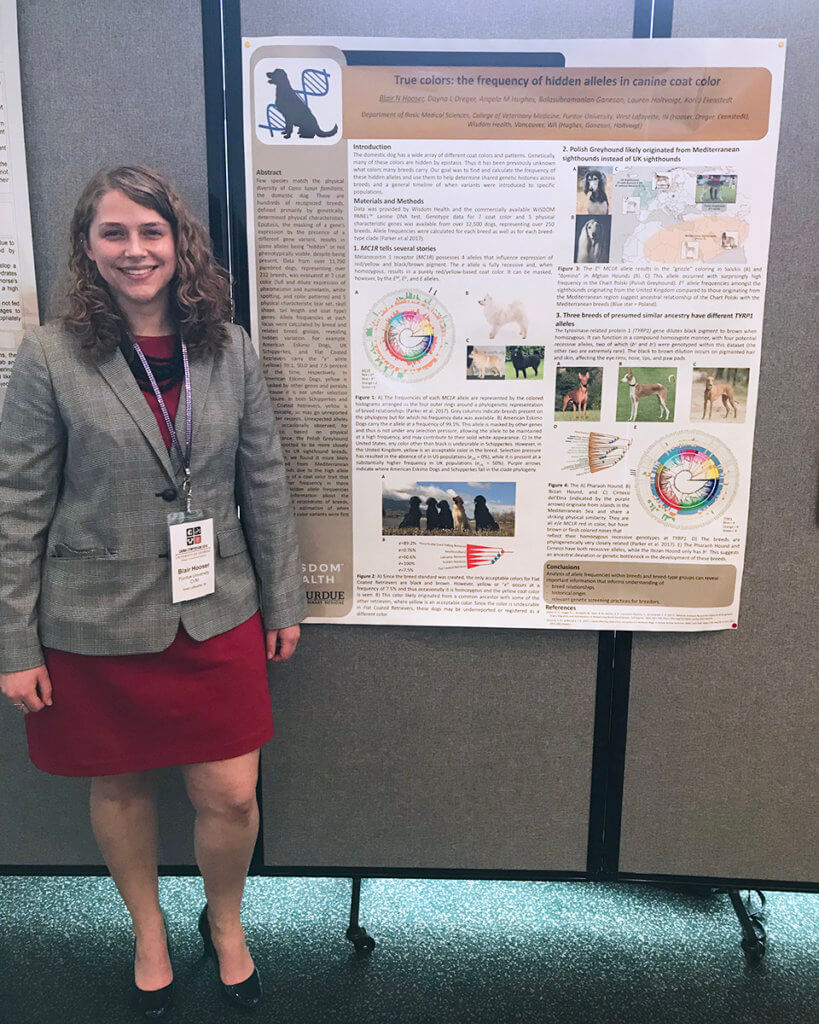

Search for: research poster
xmin=242 ymin=36 xmax=786 ymax=630
xmin=0 ymin=2 xmax=38 ymax=415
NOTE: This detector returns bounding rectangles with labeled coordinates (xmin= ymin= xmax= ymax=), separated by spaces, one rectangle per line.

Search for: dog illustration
xmin=467 ymin=346 xmax=504 ymax=379
xmin=437 ymin=500 xmax=454 ymax=530
xmin=266 ymin=69 xmax=338 ymax=139
xmin=452 ymin=496 xmax=472 ymax=532
xmin=478 ymin=294 xmax=528 ymax=339
xmin=562 ymin=372 xmax=590 ymax=418
xmin=510 ymin=347 xmax=541 ymax=378
xmin=473 ymin=495 xmax=499 ymax=532
xmin=399 ymin=496 xmax=422 ymax=529
xmin=425 ymin=497 xmax=441 ymax=530
xmin=583 ymin=170 xmax=609 ymax=214
xmin=703 ymin=376 xmax=738 ymax=418
xmin=621 ymin=370 xmax=673 ymax=421
xmin=683 ymin=239 xmax=699 ymax=260
xmin=576 ymin=219 xmax=603 ymax=263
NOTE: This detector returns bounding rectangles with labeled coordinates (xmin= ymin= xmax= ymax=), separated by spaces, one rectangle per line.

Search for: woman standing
xmin=0 ymin=166 xmax=306 ymax=1017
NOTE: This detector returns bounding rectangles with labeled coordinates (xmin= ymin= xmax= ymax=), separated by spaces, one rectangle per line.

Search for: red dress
xmin=25 ymin=335 xmax=274 ymax=776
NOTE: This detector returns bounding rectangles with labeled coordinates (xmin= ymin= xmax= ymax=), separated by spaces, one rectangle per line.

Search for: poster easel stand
xmin=342 ymin=880 xmax=768 ymax=961
xmin=199 ymin=0 xmax=805 ymax=970
xmin=633 ymin=0 xmax=766 ymax=970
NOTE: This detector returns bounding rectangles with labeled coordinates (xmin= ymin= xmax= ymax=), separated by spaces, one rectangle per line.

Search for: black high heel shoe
xmin=133 ymin=917 xmax=174 ymax=1020
xmin=198 ymin=905 xmax=262 ymax=1012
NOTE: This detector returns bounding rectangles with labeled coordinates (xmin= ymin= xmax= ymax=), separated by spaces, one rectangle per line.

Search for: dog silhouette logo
xmin=257 ymin=62 xmax=342 ymax=144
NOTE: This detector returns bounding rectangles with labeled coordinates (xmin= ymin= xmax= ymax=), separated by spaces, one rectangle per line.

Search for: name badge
xmin=168 ymin=513 xmax=215 ymax=603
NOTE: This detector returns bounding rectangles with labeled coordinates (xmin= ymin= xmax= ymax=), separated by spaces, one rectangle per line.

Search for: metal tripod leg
xmin=345 ymin=876 xmax=376 ymax=954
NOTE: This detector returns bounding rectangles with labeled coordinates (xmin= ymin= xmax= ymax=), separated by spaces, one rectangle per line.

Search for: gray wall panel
xmin=17 ymin=0 xmax=210 ymax=320
xmin=0 ymin=0 xmax=209 ymax=866
xmin=240 ymin=2 xmax=634 ymax=39
xmin=6 ymin=0 xmax=813 ymax=880
xmin=0 ymin=722 xmax=100 ymax=864
xmin=619 ymin=3 xmax=818 ymax=881
xmin=2 ymin=0 xmax=604 ymax=873
xmin=263 ymin=626 xmax=598 ymax=870
xmin=0 ymin=716 xmax=196 ymax=866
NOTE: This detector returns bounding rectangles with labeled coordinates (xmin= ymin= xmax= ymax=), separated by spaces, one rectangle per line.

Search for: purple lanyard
xmin=133 ymin=339 xmax=193 ymax=511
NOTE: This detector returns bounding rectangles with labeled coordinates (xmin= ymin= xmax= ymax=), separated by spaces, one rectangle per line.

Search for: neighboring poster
xmin=0 ymin=2 xmax=38 ymax=415
xmin=242 ymin=36 xmax=786 ymax=631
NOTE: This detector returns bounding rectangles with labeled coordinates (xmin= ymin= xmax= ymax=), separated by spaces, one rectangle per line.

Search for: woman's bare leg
xmin=90 ymin=772 xmax=172 ymax=991
xmin=181 ymin=749 xmax=260 ymax=984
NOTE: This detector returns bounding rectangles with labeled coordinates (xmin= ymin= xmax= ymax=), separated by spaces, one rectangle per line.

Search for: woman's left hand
xmin=265 ymin=625 xmax=301 ymax=662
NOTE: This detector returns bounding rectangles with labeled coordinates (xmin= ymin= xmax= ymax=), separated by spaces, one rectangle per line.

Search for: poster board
xmin=617 ymin=4 xmax=818 ymax=885
xmin=242 ymin=36 xmax=785 ymax=632
xmin=0 ymin=0 xmax=209 ymax=869
xmin=0 ymin=1 xmax=38 ymax=415
xmin=236 ymin=7 xmax=618 ymax=878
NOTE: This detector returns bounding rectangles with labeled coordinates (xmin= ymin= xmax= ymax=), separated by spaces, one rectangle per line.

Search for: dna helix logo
xmin=259 ymin=67 xmax=332 ymax=137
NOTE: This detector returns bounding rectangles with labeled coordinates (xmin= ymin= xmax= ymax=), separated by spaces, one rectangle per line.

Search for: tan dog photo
xmin=555 ymin=366 xmax=603 ymax=422
xmin=691 ymin=367 xmax=749 ymax=422
xmin=466 ymin=345 xmax=504 ymax=379
xmin=451 ymin=496 xmax=472 ymax=532
xmin=617 ymin=368 xmax=676 ymax=423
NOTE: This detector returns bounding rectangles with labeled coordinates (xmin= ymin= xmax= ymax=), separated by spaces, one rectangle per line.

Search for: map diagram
xmin=363 ymin=288 xmax=454 ymax=382
xmin=612 ymin=168 xmax=750 ymax=265
xmin=635 ymin=431 xmax=738 ymax=529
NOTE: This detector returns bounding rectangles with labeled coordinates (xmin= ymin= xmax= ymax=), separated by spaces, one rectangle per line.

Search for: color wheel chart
xmin=363 ymin=287 xmax=454 ymax=382
xmin=636 ymin=431 xmax=738 ymax=529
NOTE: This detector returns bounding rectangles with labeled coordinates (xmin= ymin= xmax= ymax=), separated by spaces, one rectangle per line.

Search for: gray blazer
xmin=0 ymin=321 xmax=307 ymax=673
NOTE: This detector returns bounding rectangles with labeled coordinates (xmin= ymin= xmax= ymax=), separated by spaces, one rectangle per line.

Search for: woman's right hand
xmin=0 ymin=666 xmax=53 ymax=714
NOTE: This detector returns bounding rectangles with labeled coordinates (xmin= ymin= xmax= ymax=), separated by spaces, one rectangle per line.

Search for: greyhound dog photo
xmin=703 ymin=376 xmax=738 ymax=418
xmin=581 ymin=168 xmax=609 ymax=213
xmin=619 ymin=369 xmax=675 ymax=422
xmin=266 ymin=68 xmax=338 ymax=138
xmin=691 ymin=369 xmax=750 ymax=421
xmin=575 ymin=215 xmax=610 ymax=263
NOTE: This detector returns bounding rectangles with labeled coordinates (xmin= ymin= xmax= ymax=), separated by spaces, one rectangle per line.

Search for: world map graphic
xmin=612 ymin=168 xmax=751 ymax=265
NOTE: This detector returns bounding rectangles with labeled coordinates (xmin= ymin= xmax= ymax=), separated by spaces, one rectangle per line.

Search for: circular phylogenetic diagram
xmin=636 ymin=432 xmax=738 ymax=529
xmin=363 ymin=288 xmax=454 ymax=382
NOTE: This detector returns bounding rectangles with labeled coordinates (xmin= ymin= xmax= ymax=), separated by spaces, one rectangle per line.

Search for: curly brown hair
xmin=58 ymin=166 xmax=232 ymax=360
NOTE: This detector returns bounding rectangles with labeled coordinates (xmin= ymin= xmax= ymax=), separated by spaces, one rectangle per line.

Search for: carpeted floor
xmin=0 ymin=876 xmax=816 ymax=1024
